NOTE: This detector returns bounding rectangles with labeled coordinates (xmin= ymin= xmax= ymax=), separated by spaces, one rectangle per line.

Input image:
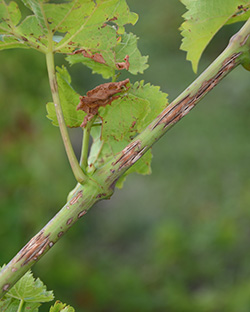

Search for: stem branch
xmin=17 ymin=299 xmax=24 ymax=312
xmin=46 ymin=44 xmax=87 ymax=183
xmin=80 ymin=117 xmax=96 ymax=169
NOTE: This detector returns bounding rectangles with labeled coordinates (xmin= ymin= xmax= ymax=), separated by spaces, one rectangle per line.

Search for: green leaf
xmin=129 ymin=81 xmax=168 ymax=129
xmin=180 ymin=0 xmax=250 ymax=72
xmin=1 ymin=0 xmax=142 ymax=59
xmin=54 ymin=0 xmax=138 ymax=53
xmin=66 ymin=32 xmax=148 ymax=79
xmin=21 ymin=0 xmax=48 ymax=31
xmin=115 ymin=32 xmax=149 ymax=75
xmin=0 ymin=1 xmax=21 ymax=31
xmin=0 ymin=0 xmax=47 ymax=51
xmin=88 ymin=127 xmax=153 ymax=188
xmin=0 ymin=0 xmax=29 ymax=50
xmin=0 ymin=298 xmax=20 ymax=312
xmin=66 ymin=51 xmax=116 ymax=79
xmin=16 ymin=15 xmax=48 ymax=48
xmin=89 ymin=126 xmax=128 ymax=168
xmin=99 ymin=91 xmax=150 ymax=142
xmin=49 ymin=301 xmax=75 ymax=312
xmin=0 ymin=270 xmax=54 ymax=312
xmin=46 ymin=66 xmax=85 ymax=127
xmin=226 ymin=4 xmax=250 ymax=24
xmin=6 ymin=271 xmax=54 ymax=303
xmin=99 ymin=81 xmax=168 ymax=141
xmin=89 ymin=80 xmax=167 ymax=188
xmin=0 ymin=35 xmax=29 ymax=50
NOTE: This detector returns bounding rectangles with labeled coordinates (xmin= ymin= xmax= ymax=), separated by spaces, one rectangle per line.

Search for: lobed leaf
xmin=180 ymin=0 xmax=250 ymax=72
xmin=49 ymin=301 xmax=75 ymax=312
xmin=66 ymin=32 xmax=149 ymax=79
xmin=99 ymin=92 xmax=150 ymax=142
xmin=0 ymin=0 xmax=144 ymax=63
xmin=6 ymin=270 xmax=54 ymax=303
xmin=100 ymin=81 xmax=168 ymax=141
xmin=0 ymin=269 xmax=54 ymax=311
xmin=88 ymin=82 xmax=168 ymax=188
xmin=46 ymin=66 xmax=86 ymax=127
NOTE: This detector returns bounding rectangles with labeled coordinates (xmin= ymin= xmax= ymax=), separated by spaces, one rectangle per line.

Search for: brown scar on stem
xmin=152 ymin=52 xmax=242 ymax=130
xmin=241 ymin=34 xmax=250 ymax=46
xmin=113 ymin=140 xmax=148 ymax=170
xmin=66 ymin=218 xmax=73 ymax=225
xmin=78 ymin=210 xmax=87 ymax=218
xmin=70 ymin=190 xmax=83 ymax=205
xmin=2 ymin=284 xmax=10 ymax=292
xmin=58 ymin=231 xmax=64 ymax=238
xmin=96 ymin=193 xmax=107 ymax=199
xmin=16 ymin=231 xmax=50 ymax=266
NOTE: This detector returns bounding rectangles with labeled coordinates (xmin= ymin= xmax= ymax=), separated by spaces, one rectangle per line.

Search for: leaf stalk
xmin=45 ymin=46 xmax=87 ymax=183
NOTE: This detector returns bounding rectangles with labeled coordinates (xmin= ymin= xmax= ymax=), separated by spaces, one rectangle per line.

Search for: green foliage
xmin=0 ymin=268 xmax=54 ymax=311
xmin=46 ymin=66 xmax=85 ymax=128
xmin=49 ymin=301 xmax=75 ymax=312
xmin=180 ymin=0 xmax=250 ymax=72
xmin=66 ymin=32 xmax=148 ymax=79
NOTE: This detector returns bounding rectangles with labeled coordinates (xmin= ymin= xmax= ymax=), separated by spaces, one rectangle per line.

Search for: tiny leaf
xmin=49 ymin=300 xmax=75 ymax=312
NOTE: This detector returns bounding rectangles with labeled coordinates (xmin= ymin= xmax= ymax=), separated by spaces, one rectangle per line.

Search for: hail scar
xmin=70 ymin=191 xmax=83 ymax=205
xmin=152 ymin=52 xmax=242 ymax=130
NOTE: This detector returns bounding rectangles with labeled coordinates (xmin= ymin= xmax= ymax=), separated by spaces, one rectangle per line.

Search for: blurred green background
xmin=1 ymin=0 xmax=250 ymax=311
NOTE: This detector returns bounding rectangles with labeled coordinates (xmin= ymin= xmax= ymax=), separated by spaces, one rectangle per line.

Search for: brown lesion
xmin=152 ymin=52 xmax=241 ymax=130
xmin=16 ymin=231 xmax=50 ymax=266
xmin=115 ymin=55 xmax=130 ymax=70
xmin=113 ymin=140 xmax=148 ymax=170
xmin=71 ymin=49 xmax=106 ymax=64
xmin=77 ymin=79 xmax=130 ymax=127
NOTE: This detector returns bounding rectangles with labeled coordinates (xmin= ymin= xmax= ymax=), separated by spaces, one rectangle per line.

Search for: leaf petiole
xmin=17 ymin=299 xmax=24 ymax=312
xmin=80 ymin=117 xmax=96 ymax=170
xmin=46 ymin=34 xmax=87 ymax=184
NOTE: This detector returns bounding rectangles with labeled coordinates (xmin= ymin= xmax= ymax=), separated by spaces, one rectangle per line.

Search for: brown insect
xmin=77 ymin=79 xmax=130 ymax=127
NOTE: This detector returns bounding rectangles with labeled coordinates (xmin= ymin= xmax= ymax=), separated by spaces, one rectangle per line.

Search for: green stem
xmin=45 ymin=38 xmax=87 ymax=183
xmin=17 ymin=299 xmax=24 ymax=312
xmin=0 ymin=18 xmax=249 ymax=299
xmin=80 ymin=117 xmax=96 ymax=170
